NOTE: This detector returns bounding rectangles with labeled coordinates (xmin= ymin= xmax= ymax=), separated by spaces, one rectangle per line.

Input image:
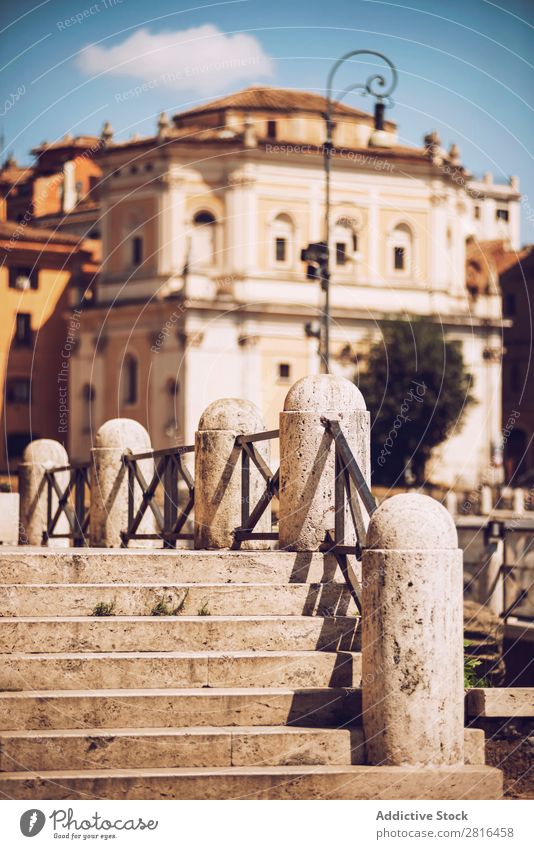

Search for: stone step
xmin=0 ymin=687 xmax=361 ymax=731
xmin=0 ymin=726 xmax=485 ymax=772
xmin=0 ymin=764 xmax=502 ymax=800
xmin=0 ymin=582 xmax=355 ymax=617
xmin=0 ymin=549 xmax=346 ymax=585
xmin=0 ymin=615 xmax=360 ymax=654
xmin=0 ymin=725 xmax=365 ymax=771
xmin=0 ymin=650 xmax=362 ymax=690
xmin=467 ymin=687 xmax=534 ymax=718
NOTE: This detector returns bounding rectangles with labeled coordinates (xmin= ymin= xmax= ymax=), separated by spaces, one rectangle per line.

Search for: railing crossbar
xmin=241 ymin=439 xmax=273 ymax=485
xmin=121 ymin=449 xmax=195 ymax=547
xmin=322 ymin=417 xmax=376 ymax=516
xmin=123 ymin=454 xmax=166 ymax=538
xmin=236 ymin=429 xmax=279 ymax=445
xmin=128 ymin=444 xmax=194 ymax=462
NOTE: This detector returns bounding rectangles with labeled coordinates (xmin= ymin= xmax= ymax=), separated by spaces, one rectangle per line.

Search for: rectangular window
xmin=504 ymin=293 xmax=516 ymax=317
xmin=15 ymin=313 xmax=32 ymax=345
xmin=352 ymin=233 xmax=358 ymax=252
xmin=336 ymin=242 xmax=347 ymax=266
xmin=275 ymin=237 xmax=286 ymax=262
xmin=7 ymin=378 xmax=31 ymax=403
xmin=267 ymin=120 xmax=277 ymax=139
xmin=278 ymin=363 xmax=291 ymax=380
xmin=394 ymin=246 xmax=405 ymax=270
xmin=474 ymin=206 xmax=481 ymax=220
xmin=496 ymin=208 xmax=509 ymax=221
xmin=6 ymin=432 xmax=33 ymax=458
xmin=132 ymin=236 xmax=143 ymax=266
xmin=9 ymin=267 xmax=38 ymax=290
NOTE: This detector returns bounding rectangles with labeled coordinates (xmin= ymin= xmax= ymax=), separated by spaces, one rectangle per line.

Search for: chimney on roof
xmin=448 ymin=143 xmax=461 ymax=166
xmin=243 ymin=114 xmax=257 ymax=149
xmin=510 ymin=175 xmax=519 ymax=190
xmin=100 ymin=122 xmax=114 ymax=147
xmin=423 ymin=130 xmax=443 ymax=165
xmin=158 ymin=112 xmax=170 ymax=139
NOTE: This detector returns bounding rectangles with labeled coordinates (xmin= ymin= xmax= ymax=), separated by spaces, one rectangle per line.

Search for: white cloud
xmin=77 ymin=24 xmax=274 ymax=94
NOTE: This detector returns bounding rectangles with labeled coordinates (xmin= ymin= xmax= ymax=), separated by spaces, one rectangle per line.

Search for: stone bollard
xmin=362 ymin=493 xmax=464 ymax=766
xmin=480 ymin=485 xmax=492 ymax=515
xmin=278 ymin=374 xmax=370 ymax=551
xmin=19 ymin=439 xmax=70 ymax=547
xmin=445 ymin=490 xmax=457 ymax=516
xmin=194 ymin=399 xmax=271 ymax=549
xmin=512 ymin=488 xmax=524 ymax=514
xmin=89 ymin=419 xmax=156 ymax=547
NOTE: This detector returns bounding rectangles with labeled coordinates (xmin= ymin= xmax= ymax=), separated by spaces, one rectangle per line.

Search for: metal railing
xmin=41 ymin=420 xmax=376 ymax=586
xmin=320 ymin=417 xmax=377 ymax=612
xmin=481 ymin=519 xmax=534 ymax=622
xmin=233 ymin=429 xmax=280 ymax=546
xmin=44 ymin=461 xmax=91 ymax=547
xmin=121 ymin=444 xmax=195 ymax=548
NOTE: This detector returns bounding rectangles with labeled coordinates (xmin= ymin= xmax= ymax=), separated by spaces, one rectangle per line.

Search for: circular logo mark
xmin=20 ymin=810 xmax=46 ymax=837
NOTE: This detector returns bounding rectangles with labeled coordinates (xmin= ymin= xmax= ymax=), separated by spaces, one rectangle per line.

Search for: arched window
xmin=190 ymin=210 xmax=216 ymax=267
xmin=121 ymin=354 xmax=138 ymax=406
xmin=334 ymin=219 xmax=358 ymax=267
xmin=82 ymin=383 xmax=95 ymax=433
xmin=271 ymin=213 xmax=294 ymax=266
xmin=389 ymin=223 xmax=413 ymax=275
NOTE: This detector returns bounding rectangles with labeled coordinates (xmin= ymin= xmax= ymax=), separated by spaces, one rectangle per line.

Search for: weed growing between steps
xmin=91 ymin=602 xmax=116 ymax=617
xmin=198 ymin=600 xmax=211 ymax=616
xmin=151 ymin=590 xmax=189 ymax=616
xmin=464 ymin=640 xmax=489 ymax=688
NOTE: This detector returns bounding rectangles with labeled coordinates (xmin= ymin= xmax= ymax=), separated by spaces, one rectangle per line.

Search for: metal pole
xmin=322 ymin=113 xmax=333 ymax=374
xmin=321 ymin=50 xmax=397 ymax=376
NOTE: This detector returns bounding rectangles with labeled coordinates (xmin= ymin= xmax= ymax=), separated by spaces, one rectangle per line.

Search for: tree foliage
xmin=357 ymin=319 xmax=475 ymax=486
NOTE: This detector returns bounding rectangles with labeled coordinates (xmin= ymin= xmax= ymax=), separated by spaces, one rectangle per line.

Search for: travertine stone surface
xmin=0 ymin=764 xmax=502 ymax=800
xmin=279 ymin=375 xmax=370 ymax=551
xmin=0 ymin=581 xmax=355 ymax=617
xmin=19 ymin=439 xmax=69 ymax=547
xmin=89 ymin=419 xmax=156 ymax=548
xmin=362 ymin=493 xmax=464 ymax=767
xmin=0 ymin=650 xmax=361 ymax=691
xmin=194 ymin=399 xmax=271 ymax=549
xmin=0 ymin=687 xmax=362 ymax=731
xmin=0 ymin=549 xmax=350 ymax=585
xmin=0 ymin=726 xmax=362 ymax=772
xmin=0 ymin=493 xmax=19 ymax=545
xmin=467 ymin=687 xmax=534 ymax=718
xmin=0 ymin=614 xmax=360 ymax=654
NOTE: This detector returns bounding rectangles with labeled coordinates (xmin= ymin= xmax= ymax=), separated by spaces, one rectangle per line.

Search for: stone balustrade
xmin=14 ymin=374 xmax=466 ymax=768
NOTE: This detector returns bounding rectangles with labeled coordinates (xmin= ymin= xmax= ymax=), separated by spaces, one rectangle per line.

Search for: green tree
xmin=357 ymin=319 xmax=475 ymax=486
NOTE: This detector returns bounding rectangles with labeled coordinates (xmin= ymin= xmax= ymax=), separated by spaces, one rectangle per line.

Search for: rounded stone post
xmin=89 ymin=419 xmax=156 ymax=548
xmin=19 ymin=439 xmax=70 ymax=547
xmin=513 ymin=488 xmax=524 ymax=514
xmin=194 ymin=399 xmax=271 ymax=549
xmin=480 ymin=485 xmax=492 ymax=515
xmin=278 ymin=374 xmax=370 ymax=551
xmin=362 ymin=493 xmax=464 ymax=766
xmin=445 ymin=490 xmax=457 ymax=516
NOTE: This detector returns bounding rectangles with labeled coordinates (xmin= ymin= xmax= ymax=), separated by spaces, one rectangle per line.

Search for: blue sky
xmin=1 ymin=0 xmax=533 ymax=241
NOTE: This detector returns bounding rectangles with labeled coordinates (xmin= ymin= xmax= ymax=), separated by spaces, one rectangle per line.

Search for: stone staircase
xmin=0 ymin=548 xmax=501 ymax=799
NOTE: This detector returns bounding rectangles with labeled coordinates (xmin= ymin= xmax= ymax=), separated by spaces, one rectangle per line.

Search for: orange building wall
xmin=0 ymin=258 xmax=72 ymax=472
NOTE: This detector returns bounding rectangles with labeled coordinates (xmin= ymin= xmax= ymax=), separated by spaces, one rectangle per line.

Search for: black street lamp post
xmin=303 ymin=50 xmax=398 ymax=373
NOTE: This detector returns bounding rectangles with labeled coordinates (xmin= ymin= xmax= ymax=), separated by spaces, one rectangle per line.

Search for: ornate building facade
xmin=68 ymin=87 xmax=520 ymax=487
